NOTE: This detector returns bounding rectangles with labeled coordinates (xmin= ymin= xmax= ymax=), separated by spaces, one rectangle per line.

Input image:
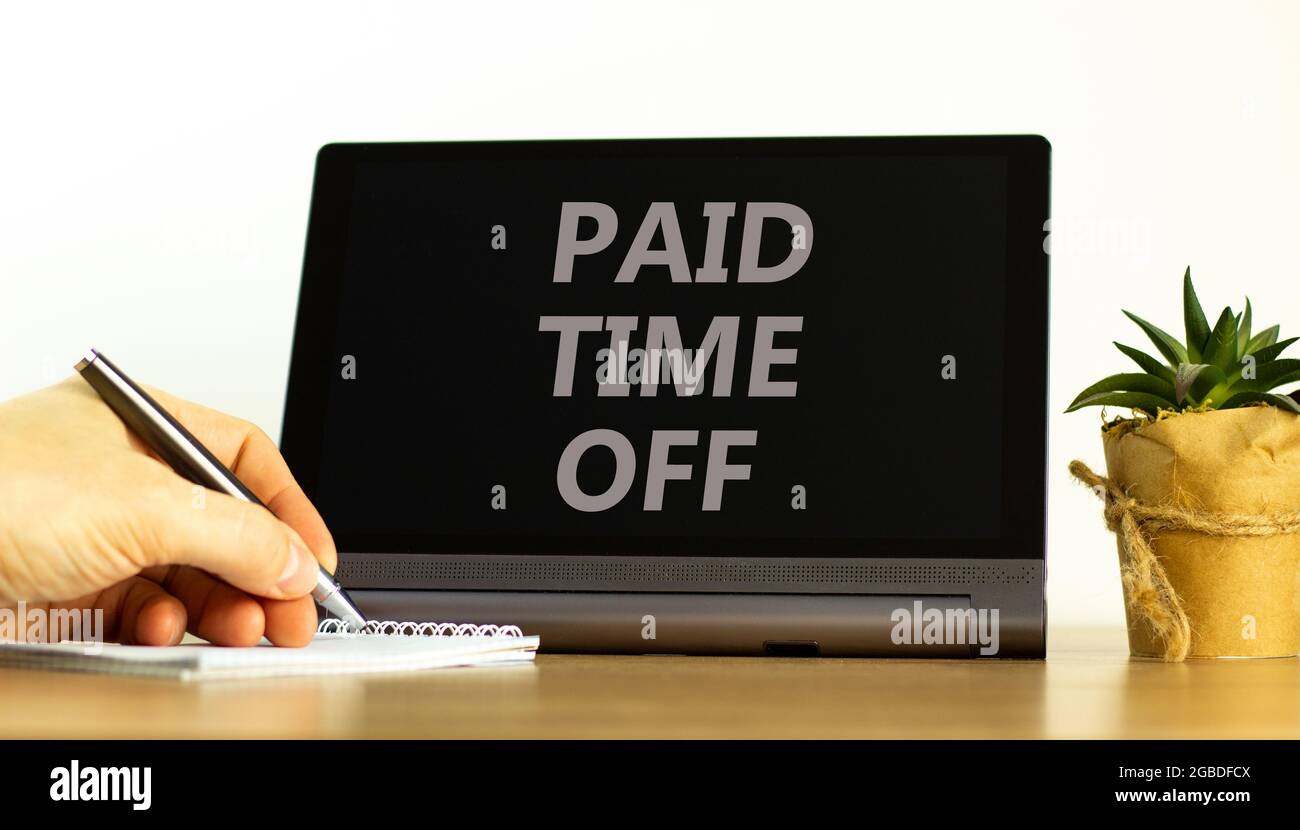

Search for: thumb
xmin=140 ymin=480 xmax=321 ymax=600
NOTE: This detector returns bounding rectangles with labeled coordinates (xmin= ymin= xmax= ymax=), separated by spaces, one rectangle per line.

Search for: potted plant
xmin=1067 ymin=269 xmax=1300 ymax=660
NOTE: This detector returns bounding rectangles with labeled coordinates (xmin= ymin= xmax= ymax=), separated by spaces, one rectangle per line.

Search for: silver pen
xmin=74 ymin=348 xmax=368 ymax=630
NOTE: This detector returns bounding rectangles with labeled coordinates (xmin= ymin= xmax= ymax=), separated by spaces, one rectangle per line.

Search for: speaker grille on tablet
xmin=336 ymin=554 xmax=1039 ymax=593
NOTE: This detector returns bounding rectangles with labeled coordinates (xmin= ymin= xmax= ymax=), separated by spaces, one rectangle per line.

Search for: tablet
xmin=282 ymin=136 xmax=1050 ymax=656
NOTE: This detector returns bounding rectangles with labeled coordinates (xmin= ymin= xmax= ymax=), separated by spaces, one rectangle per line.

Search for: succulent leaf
xmin=1201 ymin=307 xmax=1239 ymax=370
xmin=1113 ymin=342 xmax=1176 ymax=383
xmin=1235 ymin=359 xmax=1300 ymax=393
xmin=1123 ymin=310 xmax=1188 ymax=366
xmin=1245 ymin=324 xmax=1280 ymax=354
xmin=1067 ymin=373 xmax=1177 ymax=410
xmin=1182 ymin=267 xmax=1210 ymax=361
xmin=1193 ymin=366 xmax=1231 ymax=405
xmin=1066 ymin=391 xmax=1177 ymax=417
xmin=1218 ymin=391 xmax=1300 ymax=414
xmin=1254 ymin=357 xmax=1300 ymax=384
xmin=1237 ymin=298 xmax=1252 ymax=357
xmin=1175 ymin=363 xmax=1224 ymax=404
xmin=1249 ymin=337 xmax=1298 ymax=365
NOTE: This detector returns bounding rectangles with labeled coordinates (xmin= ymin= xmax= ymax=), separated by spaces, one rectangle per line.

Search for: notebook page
xmin=0 ymin=632 xmax=539 ymax=680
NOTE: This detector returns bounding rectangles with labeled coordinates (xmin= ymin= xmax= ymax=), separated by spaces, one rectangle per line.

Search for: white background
xmin=2 ymin=1 xmax=1298 ymax=628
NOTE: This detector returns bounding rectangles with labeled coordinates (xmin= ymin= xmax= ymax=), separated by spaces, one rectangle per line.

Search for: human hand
xmin=0 ymin=376 xmax=336 ymax=647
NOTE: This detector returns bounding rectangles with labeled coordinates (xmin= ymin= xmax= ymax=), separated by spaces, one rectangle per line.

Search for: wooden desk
xmin=1 ymin=627 xmax=1296 ymax=739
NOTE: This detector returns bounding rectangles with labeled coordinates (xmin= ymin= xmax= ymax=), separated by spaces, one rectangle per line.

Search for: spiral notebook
xmin=0 ymin=619 xmax=539 ymax=681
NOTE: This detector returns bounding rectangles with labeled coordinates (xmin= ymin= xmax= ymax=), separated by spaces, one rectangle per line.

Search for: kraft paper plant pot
xmin=1102 ymin=406 xmax=1300 ymax=659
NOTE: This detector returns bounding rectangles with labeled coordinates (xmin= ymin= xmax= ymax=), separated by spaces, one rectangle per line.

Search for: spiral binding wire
xmin=317 ymin=618 xmax=524 ymax=638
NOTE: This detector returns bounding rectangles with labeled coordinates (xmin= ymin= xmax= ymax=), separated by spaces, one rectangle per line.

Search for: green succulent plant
xmin=1067 ymin=268 xmax=1300 ymax=417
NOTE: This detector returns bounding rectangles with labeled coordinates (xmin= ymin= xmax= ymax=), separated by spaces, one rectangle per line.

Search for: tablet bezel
xmin=281 ymin=136 xmax=1050 ymax=561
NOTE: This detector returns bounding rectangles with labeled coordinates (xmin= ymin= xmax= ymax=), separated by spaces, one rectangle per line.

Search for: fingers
xmin=144 ymin=565 xmax=264 ymax=646
xmin=140 ymin=386 xmax=337 ymax=573
xmin=54 ymin=570 xmax=316 ymax=647
xmin=54 ymin=577 xmax=187 ymax=646
xmin=144 ymin=566 xmax=317 ymax=647
xmin=262 ymin=486 xmax=337 ymax=574
xmin=136 ymin=474 xmax=321 ymax=601
xmin=258 ymin=595 xmax=318 ymax=647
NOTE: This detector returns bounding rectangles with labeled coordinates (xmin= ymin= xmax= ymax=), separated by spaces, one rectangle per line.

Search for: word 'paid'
xmin=553 ymin=201 xmax=813 ymax=283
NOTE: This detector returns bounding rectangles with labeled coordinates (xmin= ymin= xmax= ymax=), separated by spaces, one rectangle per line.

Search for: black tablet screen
xmin=295 ymin=143 xmax=1040 ymax=556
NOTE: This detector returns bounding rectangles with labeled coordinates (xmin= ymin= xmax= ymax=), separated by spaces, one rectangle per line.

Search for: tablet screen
xmin=285 ymin=139 xmax=1048 ymax=558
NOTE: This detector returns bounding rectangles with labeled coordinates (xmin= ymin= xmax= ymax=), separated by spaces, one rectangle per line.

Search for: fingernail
xmin=277 ymin=543 xmax=316 ymax=595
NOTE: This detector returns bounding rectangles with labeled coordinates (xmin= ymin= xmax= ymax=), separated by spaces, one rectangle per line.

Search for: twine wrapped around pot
xmin=1070 ymin=459 xmax=1300 ymax=661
